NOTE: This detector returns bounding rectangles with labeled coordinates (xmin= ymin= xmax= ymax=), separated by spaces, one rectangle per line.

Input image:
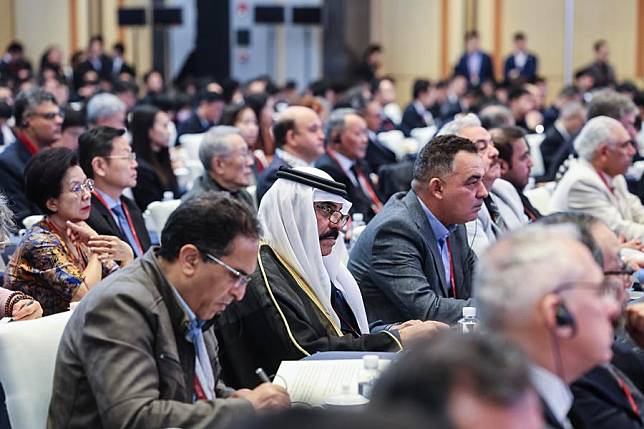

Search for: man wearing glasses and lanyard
xmin=49 ymin=193 xmax=290 ymax=428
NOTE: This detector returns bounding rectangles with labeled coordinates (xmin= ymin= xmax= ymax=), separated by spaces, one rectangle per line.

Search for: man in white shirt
xmin=476 ymin=224 xmax=622 ymax=429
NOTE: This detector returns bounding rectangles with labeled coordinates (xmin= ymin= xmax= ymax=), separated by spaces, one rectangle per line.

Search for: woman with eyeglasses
xmin=4 ymin=147 xmax=132 ymax=315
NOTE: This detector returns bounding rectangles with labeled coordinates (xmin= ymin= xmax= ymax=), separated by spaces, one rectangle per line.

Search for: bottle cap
xmin=352 ymin=213 xmax=364 ymax=222
xmin=363 ymin=354 xmax=379 ymax=369
xmin=463 ymin=307 xmax=477 ymax=317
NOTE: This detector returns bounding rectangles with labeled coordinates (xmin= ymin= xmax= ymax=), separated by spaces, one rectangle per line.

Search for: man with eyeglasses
xmin=215 ymin=167 xmax=446 ymax=388
xmin=49 ymin=193 xmax=290 ymax=428
xmin=0 ymin=87 xmax=62 ymax=224
xmin=550 ymin=116 xmax=644 ymax=242
xmin=78 ymin=126 xmax=151 ymax=258
xmin=182 ymin=126 xmax=256 ymax=211
xmin=476 ymin=223 xmax=622 ymax=429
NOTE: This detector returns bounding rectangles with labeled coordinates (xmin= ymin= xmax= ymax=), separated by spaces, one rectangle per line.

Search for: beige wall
xmin=0 ymin=0 xmax=14 ymax=54
xmin=372 ymin=0 xmax=643 ymax=106
xmin=14 ymin=0 xmax=70 ymax=68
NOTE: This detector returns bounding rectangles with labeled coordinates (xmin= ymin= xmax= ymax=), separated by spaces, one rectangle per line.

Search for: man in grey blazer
xmin=348 ymin=134 xmax=487 ymax=325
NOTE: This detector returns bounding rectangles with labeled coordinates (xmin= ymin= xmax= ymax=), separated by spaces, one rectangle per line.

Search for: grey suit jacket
xmin=348 ymin=190 xmax=474 ymax=325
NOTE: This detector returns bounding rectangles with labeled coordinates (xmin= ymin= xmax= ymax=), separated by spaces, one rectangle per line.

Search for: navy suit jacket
xmin=86 ymin=194 xmax=152 ymax=254
xmin=365 ymin=136 xmax=397 ymax=176
xmin=454 ymin=51 xmax=494 ymax=84
xmin=256 ymin=155 xmax=290 ymax=204
xmin=503 ymin=53 xmax=538 ymax=82
xmin=399 ymin=103 xmax=430 ymax=137
xmin=0 ymin=139 xmax=40 ymax=225
xmin=348 ymin=190 xmax=474 ymax=324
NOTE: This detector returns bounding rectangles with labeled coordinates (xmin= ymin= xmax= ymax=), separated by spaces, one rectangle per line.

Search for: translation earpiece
xmin=555 ymin=302 xmax=576 ymax=329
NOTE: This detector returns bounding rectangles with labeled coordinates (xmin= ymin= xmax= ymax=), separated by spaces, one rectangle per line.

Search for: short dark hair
xmin=492 ymin=126 xmax=526 ymax=166
xmin=508 ymin=87 xmax=530 ymax=102
xmin=25 ymin=147 xmax=79 ymax=215
xmin=412 ymin=79 xmax=431 ymax=99
xmin=62 ymin=106 xmax=86 ymax=131
xmin=159 ymin=192 xmax=261 ymax=262
xmin=371 ymin=332 xmax=532 ymax=419
xmin=272 ymin=117 xmax=296 ymax=148
xmin=14 ymin=87 xmax=57 ymax=129
xmin=113 ymin=79 xmax=139 ymax=95
xmin=112 ymin=42 xmax=125 ymax=55
xmin=198 ymin=90 xmax=224 ymax=104
xmin=465 ymin=30 xmax=479 ymax=41
xmin=513 ymin=32 xmax=526 ymax=41
xmin=413 ymin=134 xmax=478 ymax=183
xmin=220 ymin=102 xmax=253 ymax=126
xmin=539 ymin=212 xmax=604 ymax=267
xmin=594 ymin=39 xmax=607 ymax=52
xmin=78 ymin=126 xmax=126 ymax=179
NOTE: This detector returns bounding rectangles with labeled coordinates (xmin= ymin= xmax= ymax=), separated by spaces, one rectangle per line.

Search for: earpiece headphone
xmin=555 ymin=301 xmax=576 ymax=329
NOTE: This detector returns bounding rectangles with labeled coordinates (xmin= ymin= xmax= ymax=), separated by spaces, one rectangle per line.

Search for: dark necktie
xmin=111 ymin=203 xmax=143 ymax=257
xmin=484 ymin=196 xmax=506 ymax=234
xmin=330 ymin=283 xmax=361 ymax=337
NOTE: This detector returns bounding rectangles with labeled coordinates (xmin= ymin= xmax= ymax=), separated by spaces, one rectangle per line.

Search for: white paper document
xmin=274 ymin=359 xmax=390 ymax=406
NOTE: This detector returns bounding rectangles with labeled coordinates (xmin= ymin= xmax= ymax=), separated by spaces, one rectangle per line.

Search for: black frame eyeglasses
xmin=314 ymin=203 xmax=349 ymax=227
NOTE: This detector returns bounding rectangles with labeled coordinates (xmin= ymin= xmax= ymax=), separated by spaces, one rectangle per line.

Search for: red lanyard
xmin=15 ymin=130 xmax=38 ymax=155
xmin=194 ymin=375 xmax=207 ymax=401
xmin=92 ymin=191 xmax=144 ymax=255
xmin=595 ymin=168 xmax=615 ymax=195
xmin=446 ymin=238 xmax=457 ymax=298
xmin=327 ymin=150 xmax=382 ymax=213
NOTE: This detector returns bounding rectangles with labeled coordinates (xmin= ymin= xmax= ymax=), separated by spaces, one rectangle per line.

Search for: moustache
xmin=319 ymin=230 xmax=339 ymax=241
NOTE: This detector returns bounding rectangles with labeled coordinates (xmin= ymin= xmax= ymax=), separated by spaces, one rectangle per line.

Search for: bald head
xmin=273 ymin=106 xmax=325 ymax=163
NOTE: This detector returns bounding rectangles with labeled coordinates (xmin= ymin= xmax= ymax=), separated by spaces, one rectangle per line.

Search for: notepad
xmin=274 ymin=359 xmax=390 ymax=406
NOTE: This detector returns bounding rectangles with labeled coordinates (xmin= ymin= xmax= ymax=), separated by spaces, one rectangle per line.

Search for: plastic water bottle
xmin=162 ymin=191 xmax=175 ymax=202
xmin=457 ymin=307 xmax=479 ymax=334
xmin=348 ymin=213 xmax=366 ymax=252
xmin=358 ymin=355 xmax=380 ymax=399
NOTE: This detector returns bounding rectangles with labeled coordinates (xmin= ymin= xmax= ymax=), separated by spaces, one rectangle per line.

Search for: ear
xmin=540 ymin=293 xmax=575 ymax=339
xmin=91 ymin=156 xmax=107 ymax=178
xmin=499 ymin=159 xmax=510 ymax=175
xmin=285 ymin=129 xmax=295 ymax=147
xmin=428 ymin=177 xmax=444 ymax=199
xmin=178 ymin=244 xmax=201 ymax=278
xmin=211 ymin=156 xmax=225 ymax=174
xmin=45 ymin=197 xmax=59 ymax=214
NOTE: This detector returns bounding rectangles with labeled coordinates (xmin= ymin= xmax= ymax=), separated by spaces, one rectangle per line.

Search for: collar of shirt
xmin=413 ymin=100 xmax=427 ymax=117
xmin=331 ymin=149 xmax=359 ymax=186
xmin=530 ymin=364 xmax=573 ymax=426
xmin=416 ymin=195 xmax=455 ymax=242
xmin=514 ymin=51 xmax=528 ymax=68
xmin=95 ymin=188 xmax=122 ymax=210
xmin=276 ymin=148 xmax=315 ymax=168
xmin=170 ymin=285 xmax=205 ymax=335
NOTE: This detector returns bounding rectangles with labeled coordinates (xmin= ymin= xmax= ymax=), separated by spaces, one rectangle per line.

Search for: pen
xmin=255 ymin=367 xmax=271 ymax=383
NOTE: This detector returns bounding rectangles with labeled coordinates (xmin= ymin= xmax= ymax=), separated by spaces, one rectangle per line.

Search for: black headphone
xmin=555 ymin=302 xmax=576 ymax=330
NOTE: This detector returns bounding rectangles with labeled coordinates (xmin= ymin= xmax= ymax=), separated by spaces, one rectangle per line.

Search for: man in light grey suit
xmin=549 ymin=116 xmax=644 ymax=241
xmin=348 ymin=134 xmax=487 ymax=325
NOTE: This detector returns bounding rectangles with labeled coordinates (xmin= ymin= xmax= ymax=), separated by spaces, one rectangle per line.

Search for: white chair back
xmin=22 ymin=215 xmax=44 ymax=230
xmin=178 ymin=133 xmax=206 ymax=162
xmin=144 ymin=199 xmax=182 ymax=239
xmin=0 ymin=311 xmax=72 ymax=428
xmin=524 ymin=181 xmax=555 ymax=215
xmin=525 ymin=133 xmax=546 ymax=177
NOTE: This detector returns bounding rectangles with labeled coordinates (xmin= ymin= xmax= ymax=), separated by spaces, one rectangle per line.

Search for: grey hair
xmin=0 ymin=193 xmax=16 ymax=248
xmin=587 ymin=88 xmax=638 ymax=121
xmin=86 ymin=93 xmax=126 ymax=125
xmin=198 ymin=125 xmax=242 ymax=171
xmin=475 ymin=223 xmax=591 ymax=331
xmin=326 ymin=108 xmax=357 ymax=144
xmin=559 ymin=101 xmax=586 ymax=120
xmin=436 ymin=113 xmax=482 ymax=136
xmin=574 ymin=116 xmax=623 ymax=161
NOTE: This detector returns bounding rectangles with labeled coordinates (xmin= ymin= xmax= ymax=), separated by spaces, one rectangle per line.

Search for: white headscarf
xmin=258 ymin=167 xmax=370 ymax=334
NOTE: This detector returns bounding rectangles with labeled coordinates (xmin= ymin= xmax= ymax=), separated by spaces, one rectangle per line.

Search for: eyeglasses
xmin=314 ymin=203 xmax=349 ymax=227
xmin=68 ymin=178 xmax=95 ymax=195
xmin=29 ymin=111 xmax=63 ymax=120
xmin=203 ymin=251 xmax=251 ymax=288
xmin=105 ymin=152 xmax=137 ymax=161
xmin=553 ymin=278 xmax=623 ymax=302
xmin=604 ymin=263 xmax=635 ymax=284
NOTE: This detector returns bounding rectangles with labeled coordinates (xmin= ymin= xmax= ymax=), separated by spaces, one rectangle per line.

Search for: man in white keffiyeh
xmin=215 ymin=166 xmax=446 ymax=388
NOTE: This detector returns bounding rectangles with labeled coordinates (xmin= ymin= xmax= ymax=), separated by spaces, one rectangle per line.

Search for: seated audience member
xmin=493 ymin=126 xmax=541 ymax=220
xmin=220 ymin=102 xmax=263 ymax=179
xmin=256 ymin=106 xmax=325 ymax=202
xmin=86 ymin=92 xmax=127 ymax=130
xmin=349 ymin=135 xmax=486 ymax=324
xmin=540 ymin=212 xmax=644 ymax=429
xmin=78 ymin=126 xmax=151 ymax=258
xmin=371 ymin=332 xmax=543 ymax=429
xmin=316 ymin=108 xmax=383 ymax=222
xmin=476 ymin=224 xmax=622 ymax=428
xmin=48 ymin=194 xmax=290 ymax=428
xmin=439 ymin=115 xmax=525 ymax=255
xmin=177 ymin=91 xmax=224 ymax=137
xmin=140 ymin=69 xmax=164 ymax=105
xmin=215 ymin=167 xmax=445 ymax=388
xmin=0 ymin=88 xmax=62 ymax=224
xmin=549 ymin=116 xmax=644 ymax=241
xmin=182 ymin=126 xmax=255 ymax=211
xmin=245 ymin=91 xmax=276 ymax=157
xmin=362 ymin=99 xmax=397 ymax=174
xmin=130 ymin=104 xmax=180 ymax=209
xmin=113 ymin=79 xmax=139 ymax=112
xmin=4 ymin=148 xmax=129 ymax=315
xmin=53 ymin=106 xmax=86 ymax=151
xmin=507 ymin=87 xmax=536 ymax=131
xmin=0 ymin=193 xmax=43 ymax=320
xmin=399 ymin=79 xmax=435 ymax=137
xmin=539 ymin=101 xmax=586 ymax=181
xmin=372 ymin=76 xmax=400 ymax=127
xmin=587 ymin=89 xmax=639 ymax=141
xmin=478 ymin=104 xmax=515 ymax=130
